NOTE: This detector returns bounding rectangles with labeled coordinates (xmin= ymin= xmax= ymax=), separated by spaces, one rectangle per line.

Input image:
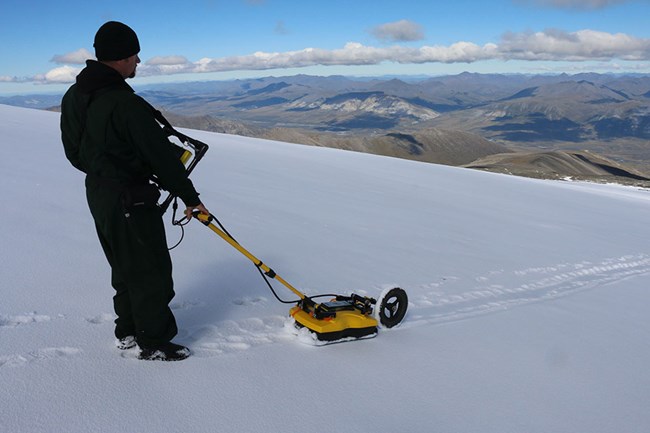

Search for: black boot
xmin=138 ymin=342 xmax=190 ymax=361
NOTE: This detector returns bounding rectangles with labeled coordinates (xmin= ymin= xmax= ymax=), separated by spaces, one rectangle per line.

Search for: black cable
xmin=168 ymin=197 xmax=191 ymax=251
xmin=166 ymin=196 xmax=334 ymax=305
xmin=167 ymin=225 xmax=184 ymax=251
xmin=253 ymin=265 xmax=299 ymax=304
xmin=208 ymin=212 xmax=301 ymax=304
xmin=305 ymin=294 xmax=340 ymax=299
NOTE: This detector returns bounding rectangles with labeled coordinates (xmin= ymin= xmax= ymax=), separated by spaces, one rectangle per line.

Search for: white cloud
xmin=418 ymin=42 xmax=499 ymax=63
xmin=371 ymin=20 xmax=425 ymax=42
xmin=34 ymin=65 xmax=81 ymax=83
xmin=500 ymin=29 xmax=650 ymax=61
xmin=139 ymin=41 xmax=497 ymax=78
xmin=51 ymin=49 xmax=94 ymax=65
xmin=146 ymin=56 xmax=190 ymax=66
xmin=32 ymin=29 xmax=650 ymax=84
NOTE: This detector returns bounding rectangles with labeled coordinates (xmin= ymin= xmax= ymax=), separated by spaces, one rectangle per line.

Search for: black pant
xmin=85 ymin=177 xmax=177 ymax=347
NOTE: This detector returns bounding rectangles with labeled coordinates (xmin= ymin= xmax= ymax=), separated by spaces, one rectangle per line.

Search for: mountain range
xmin=127 ymin=72 xmax=650 ymax=141
xmin=139 ymin=72 xmax=650 ymax=179
xmin=4 ymin=72 xmax=650 ymax=181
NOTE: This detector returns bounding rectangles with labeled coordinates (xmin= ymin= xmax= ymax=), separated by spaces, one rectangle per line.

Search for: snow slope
xmin=1 ymin=103 xmax=650 ymax=433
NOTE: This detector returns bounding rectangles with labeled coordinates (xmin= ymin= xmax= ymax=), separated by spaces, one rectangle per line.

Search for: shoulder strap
xmin=137 ymin=97 xmax=197 ymax=144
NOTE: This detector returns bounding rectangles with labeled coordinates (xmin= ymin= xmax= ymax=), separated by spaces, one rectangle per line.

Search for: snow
xmin=2 ymin=103 xmax=650 ymax=433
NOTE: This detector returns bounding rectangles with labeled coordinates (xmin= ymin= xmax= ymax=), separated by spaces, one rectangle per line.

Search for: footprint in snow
xmin=85 ymin=313 xmax=115 ymax=324
xmin=0 ymin=347 xmax=82 ymax=368
xmin=231 ymin=296 xmax=267 ymax=307
xmin=170 ymin=299 xmax=206 ymax=311
xmin=0 ymin=312 xmax=51 ymax=328
xmin=186 ymin=315 xmax=290 ymax=357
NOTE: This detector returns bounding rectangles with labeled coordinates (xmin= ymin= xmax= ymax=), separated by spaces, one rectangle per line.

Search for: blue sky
xmin=1 ymin=0 xmax=649 ymax=94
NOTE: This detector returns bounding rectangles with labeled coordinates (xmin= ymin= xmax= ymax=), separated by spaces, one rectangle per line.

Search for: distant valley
xmin=4 ymin=72 xmax=650 ymax=184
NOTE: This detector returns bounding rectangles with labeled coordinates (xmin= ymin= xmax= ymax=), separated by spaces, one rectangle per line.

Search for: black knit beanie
xmin=93 ymin=21 xmax=140 ymax=61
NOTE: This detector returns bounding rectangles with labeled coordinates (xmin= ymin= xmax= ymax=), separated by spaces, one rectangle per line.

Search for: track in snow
xmin=3 ymin=254 xmax=649 ymax=364
xmin=406 ymin=253 xmax=650 ymax=327
xmin=182 ymin=253 xmax=650 ymax=356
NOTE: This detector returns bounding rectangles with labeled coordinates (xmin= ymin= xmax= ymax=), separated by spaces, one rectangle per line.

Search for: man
xmin=60 ymin=21 xmax=208 ymax=361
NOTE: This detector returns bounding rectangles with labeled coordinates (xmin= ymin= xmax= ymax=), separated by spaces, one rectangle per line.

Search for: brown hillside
xmin=262 ymin=127 xmax=509 ymax=166
xmin=464 ymin=150 xmax=650 ymax=184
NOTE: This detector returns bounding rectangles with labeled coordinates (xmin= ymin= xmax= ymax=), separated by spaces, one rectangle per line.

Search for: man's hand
xmin=185 ymin=203 xmax=210 ymax=220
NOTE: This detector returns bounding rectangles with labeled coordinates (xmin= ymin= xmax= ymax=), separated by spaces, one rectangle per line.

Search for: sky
xmin=1 ymin=0 xmax=650 ymax=94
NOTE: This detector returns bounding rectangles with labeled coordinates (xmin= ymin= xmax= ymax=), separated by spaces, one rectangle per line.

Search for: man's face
xmin=102 ymin=54 xmax=141 ymax=79
xmin=113 ymin=54 xmax=140 ymax=79
xmin=124 ymin=54 xmax=140 ymax=79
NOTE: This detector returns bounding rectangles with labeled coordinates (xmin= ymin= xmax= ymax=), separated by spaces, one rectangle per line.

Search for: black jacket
xmin=60 ymin=60 xmax=200 ymax=207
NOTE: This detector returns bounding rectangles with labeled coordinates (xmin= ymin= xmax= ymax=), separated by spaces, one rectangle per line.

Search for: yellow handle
xmin=195 ymin=213 xmax=306 ymax=300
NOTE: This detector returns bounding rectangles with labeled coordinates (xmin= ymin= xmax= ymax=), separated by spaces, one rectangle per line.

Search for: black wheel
xmin=376 ymin=287 xmax=408 ymax=328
